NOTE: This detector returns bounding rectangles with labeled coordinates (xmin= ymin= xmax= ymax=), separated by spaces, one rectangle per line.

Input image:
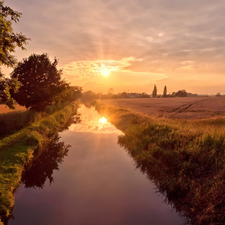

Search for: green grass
xmin=94 ymin=101 xmax=225 ymax=225
xmin=0 ymin=101 xmax=80 ymax=219
xmin=0 ymin=102 xmax=71 ymax=139
xmin=0 ymin=142 xmax=34 ymax=216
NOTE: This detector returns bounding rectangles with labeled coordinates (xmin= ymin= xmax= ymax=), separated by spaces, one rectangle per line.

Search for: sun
xmin=101 ymin=70 xmax=110 ymax=77
xmin=99 ymin=117 xmax=107 ymax=124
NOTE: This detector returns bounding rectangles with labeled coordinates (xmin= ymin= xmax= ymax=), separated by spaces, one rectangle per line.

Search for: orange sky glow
xmin=3 ymin=0 xmax=225 ymax=95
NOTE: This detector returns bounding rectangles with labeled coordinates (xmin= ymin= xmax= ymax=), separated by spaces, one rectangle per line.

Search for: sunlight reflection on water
xmin=8 ymin=104 xmax=184 ymax=225
xmin=69 ymin=105 xmax=123 ymax=134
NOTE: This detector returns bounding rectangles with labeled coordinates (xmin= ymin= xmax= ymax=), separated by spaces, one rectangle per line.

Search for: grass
xmin=94 ymin=100 xmax=225 ymax=225
xmin=0 ymin=102 xmax=73 ymax=139
xmin=0 ymin=101 xmax=80 ymax=219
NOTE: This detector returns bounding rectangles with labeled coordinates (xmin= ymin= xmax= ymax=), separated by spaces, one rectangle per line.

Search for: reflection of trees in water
xmin=60 ymin=111 xmax=81 ymax=132
xmin=21 ymin=135 xmax=70 ymax=189
xmin=118 ymin=134 xmax=225 ymax=225
xmin=21 ymin=111 xmax=81 ymax=189
xmin=3 ymin=113 xmax=82 ymax=224
xmin=3 ymin=135 xmax=72 ymax=224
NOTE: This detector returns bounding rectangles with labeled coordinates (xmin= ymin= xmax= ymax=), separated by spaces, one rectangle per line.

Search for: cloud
xmin=157 ymin=68 xmax=165 ymax=72
xmin=181 ymin=61 xmax=195 ymax=65
xmin=177 ymin=65 xmax=195 ymax=71
xmin=63 ymin=57 xmax=143 ymax=78
xmin=4 ymin=0 xmax=225 ymax=94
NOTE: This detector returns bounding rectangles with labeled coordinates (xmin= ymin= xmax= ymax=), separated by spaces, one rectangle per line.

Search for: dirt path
xmin=100 ymin=97 xmax=225 ymax=119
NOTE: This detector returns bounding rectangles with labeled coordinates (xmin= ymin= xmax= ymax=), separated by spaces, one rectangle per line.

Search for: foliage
xmin=0 ymin=1 xmax=29 ymax=109
xmin=163 ymin=86 xmax=167 ymax=97
xmin=10 ymin=53 xmax=69 ymax=111
xmin=0 ymin=1 xmax=30 ymax=67
xmin=140 ymin=92 xmax=150 ymax=98
xmin=57 ymin=85 xmax=82 ymax=103
xmin=0 ymin=76 xmax=21 ymax=109
xmin=173 ymin=89 xmax=187 ymax=97
xmin=119 ymin=92 xmax=128 ymax=98
xmin=152 ymin=84 xmax=157 ymax=98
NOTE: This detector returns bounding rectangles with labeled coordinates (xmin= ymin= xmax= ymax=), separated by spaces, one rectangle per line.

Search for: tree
xmin=152 ymin=84 xmax=157 ymax=98
xmin=0 ymin=76 xmax=21 ymax=107
xmin=58 ymin=86 xmax=82 ymax=103
xmin=107 ymin=88 xmax=114 ymax=97
xmin=0 ymin=1 xmax=30 ymax=67
xmin=0 ymin=1 xmax=30 ymax=108
xmin=140 ymin=92 xmax=150 ymax=98
xmin=175 ymin=89 xmax=187 ymax=97
xmin=120 ymin=92 xmax=128 ymax=98
xmin=11 ymin=53 xmax=69 ymax=110
xmin=163 ymin=86 xmax=167 ymax=97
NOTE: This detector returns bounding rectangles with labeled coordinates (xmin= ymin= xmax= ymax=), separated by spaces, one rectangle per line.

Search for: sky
xmin=2 ymin=0 xmax=225 ymax=94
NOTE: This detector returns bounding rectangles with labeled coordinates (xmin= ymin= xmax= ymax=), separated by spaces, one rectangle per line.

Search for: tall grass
xmin=0 ymin=102 xmax=71 ymax=139
xmin=95 ymin=101 xmax=225 ymax=225
xmin=0 ymin=101 xmax=80 ymax=219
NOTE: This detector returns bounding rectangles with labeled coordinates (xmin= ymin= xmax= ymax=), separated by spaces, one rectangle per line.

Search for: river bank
xmin=100 ymin=97 xmax=225 ymax=119
xmin=0 ymin=101 xmax=80 ymax=223
xmin=94 ymin=100 xmax=225 ymax=224
xmin=6 ymin=105 xmax=184 ymax=225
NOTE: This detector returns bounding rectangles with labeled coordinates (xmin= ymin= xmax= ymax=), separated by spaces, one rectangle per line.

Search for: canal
xmin=7 ymin=105 xmax=184 ymax=225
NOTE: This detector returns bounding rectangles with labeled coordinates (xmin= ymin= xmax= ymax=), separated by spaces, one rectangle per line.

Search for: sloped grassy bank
xmin=0 ymin=103 xmax=73 ymax=139
xmin=94 ymin=101 xmax=225 ymax=225
xmin=0 ymin=101 xmax=80 ymax=222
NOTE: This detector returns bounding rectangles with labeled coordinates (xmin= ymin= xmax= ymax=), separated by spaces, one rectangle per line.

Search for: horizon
xmin=2 ymin=0 xmax=225 ymax=95
xmin=82 ymin=89 xmax=218 ymax=96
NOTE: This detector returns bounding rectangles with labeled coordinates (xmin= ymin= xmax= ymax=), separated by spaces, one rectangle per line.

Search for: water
xmin=7 ymin=105 xmax=184 ymax=225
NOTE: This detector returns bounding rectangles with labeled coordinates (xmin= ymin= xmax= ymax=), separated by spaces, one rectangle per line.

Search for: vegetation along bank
xmin=94 ymin=100 xmax=225 ymax=225
xmin=0 ymin=101 xmax=80 ymax=222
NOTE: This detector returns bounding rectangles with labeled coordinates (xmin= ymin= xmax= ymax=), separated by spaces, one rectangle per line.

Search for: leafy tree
xmin=176 ymin=89 xmax=187 ymax=97
xmin=0 ymin=76 xmax=21 ymax=108
xmin=163 ymin=86 xmax=167 ymax=97
xmin=152 ymin=84 xmax=157 ymax=98
xmin=58 ymin=86 xmax=82 ymax=103
xmin=11 ymin=53 xmax=69 ymax=111
xmin=140 ymin=92 xmax=150 ymax=98
xmin=120 ymin=92 xmax=128 ymax=98
xmin=0 ymin=1 xmax=30 ymax=108
xmin=0 ymin=1 xmax=29 ymax=67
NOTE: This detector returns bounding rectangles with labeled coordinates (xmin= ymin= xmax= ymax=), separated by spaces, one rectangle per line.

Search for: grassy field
xmin=94 ymin=100 xmax=225 ymax=224
xmin=100 ymin=97 xmax=225 ymax=119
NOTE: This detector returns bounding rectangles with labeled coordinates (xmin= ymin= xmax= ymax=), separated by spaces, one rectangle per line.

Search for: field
xmin=0 ymin=105 xmax=26 ymax=114
xmin=95 ymin=99 xmax=225 ymax=224
xmin=100 ymin=97 xmax=225 ymax=119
